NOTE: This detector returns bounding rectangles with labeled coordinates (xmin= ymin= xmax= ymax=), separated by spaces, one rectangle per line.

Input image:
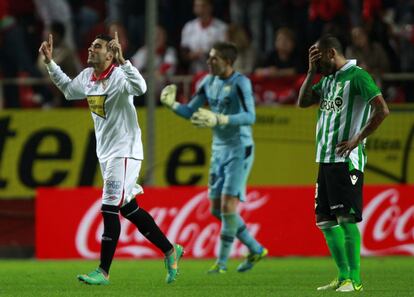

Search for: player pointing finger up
xmin=108 ymin=31 xmax=125 ymax=65
xmin=41 ymin=33 xmax=183 ymax=285
xmin=39 ymin=34 xmax=53 ymax=64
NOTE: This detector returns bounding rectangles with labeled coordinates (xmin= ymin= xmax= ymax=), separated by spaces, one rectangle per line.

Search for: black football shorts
xmin=315 ymin=162 xmax=363 ymax=222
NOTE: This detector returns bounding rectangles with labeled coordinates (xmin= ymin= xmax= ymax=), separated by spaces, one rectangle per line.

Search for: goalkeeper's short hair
xmin=212 ymin=41 xmax=238 ymax=66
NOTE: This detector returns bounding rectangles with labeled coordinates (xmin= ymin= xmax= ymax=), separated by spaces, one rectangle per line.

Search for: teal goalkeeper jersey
xmin=174 ymin=71 xmax=255 ymax=147
xmin=312 ymin=60 xmax=381 ymax=171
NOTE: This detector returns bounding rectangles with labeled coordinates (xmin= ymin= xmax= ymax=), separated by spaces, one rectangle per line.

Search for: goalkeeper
xmin=161 ymin=41 xmax=267 ymax=273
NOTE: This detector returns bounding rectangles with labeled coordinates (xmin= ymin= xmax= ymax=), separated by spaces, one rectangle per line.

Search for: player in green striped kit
xmin=298 ymin=35 xmax=389 ymax=292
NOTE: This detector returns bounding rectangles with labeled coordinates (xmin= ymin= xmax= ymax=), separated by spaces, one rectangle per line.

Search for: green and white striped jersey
xmin=312 ymin=60 xmax=381 ymax=171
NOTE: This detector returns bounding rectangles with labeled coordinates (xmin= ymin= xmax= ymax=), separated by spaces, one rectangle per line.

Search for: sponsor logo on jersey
xmin=320 ymin=81 xmax=345 ymax=113
xmin=320 ymin=96 xmax=344 ymax=113
xmin=87 ymin=95 xmax=107 ymax=118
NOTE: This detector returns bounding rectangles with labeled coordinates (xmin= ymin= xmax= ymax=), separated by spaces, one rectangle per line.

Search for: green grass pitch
xmin=0 ymin=257 xmax=412 ymax=297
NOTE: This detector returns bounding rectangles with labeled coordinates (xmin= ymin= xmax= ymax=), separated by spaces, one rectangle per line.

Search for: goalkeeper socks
xmin=340 ymin=222 xmax=361 ymax=284
xmin=212 ymin=209 xmax=261 ymax=254
xmin=218 ymin=213 xmax=238 ymax=265
xmin=120 ymin=200 xmax=173 ymax=254
xmin=99 ymin=204 xmax=121 ymax=274
xmin=212 ymin=209 xmax=221 ymax=220
xmin=236 ymin=214 xmax=262 ymax=254
xmin=320 ymin=225 xmax=349 ymax=281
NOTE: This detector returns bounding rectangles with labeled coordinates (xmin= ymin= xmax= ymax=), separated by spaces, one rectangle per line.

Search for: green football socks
xmin=340 ymin=222 xmax=361 ymax=285
xmin=321 ymin=225 xmax=349 ymax=281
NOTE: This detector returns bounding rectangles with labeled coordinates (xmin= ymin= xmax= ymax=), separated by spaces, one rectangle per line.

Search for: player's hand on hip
xmin=108 ymin=31 xmax=125 ymax=65
xmin=336 ymin=136 xmax=360 ymax=158
xmin=191 ymin=108 xmax=228 ymax=128
xmin=39 ymin=34 xmax=53 ymax=64
xmin=160 ymin=84 xmax=178 ymax=109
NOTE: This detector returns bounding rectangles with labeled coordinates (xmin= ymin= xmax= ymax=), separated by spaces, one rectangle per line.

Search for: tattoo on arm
xmin=298 ymin=72 xmax=319 ymax=107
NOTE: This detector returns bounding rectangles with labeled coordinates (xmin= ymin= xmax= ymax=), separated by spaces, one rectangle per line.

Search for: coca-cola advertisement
xmin=360 ymin=186 xmax=414 ymax=255
xmin=35 ymin=186 xmax=414 ymax=259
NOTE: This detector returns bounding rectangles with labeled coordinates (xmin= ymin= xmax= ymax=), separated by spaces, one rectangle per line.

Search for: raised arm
xmin=39 ymin=33 xmax=53 ymax=64
xmin=190 ymin=77 xmax=255 ymax=128
xmin=110 ymin=32 xmax=147 ymax=96
xmin=160 ymin=84 xmax=207 ymax=119
xmin=39 ymin=34 xmax=86 ymax=100
xmin=297 ymin=45 xmax=321 ymax=108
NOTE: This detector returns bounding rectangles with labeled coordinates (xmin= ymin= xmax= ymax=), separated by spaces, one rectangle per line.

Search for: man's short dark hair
xmin=95 ymin=34 xmax=114 ymax=43
xmin=212 ymin=42 xmax=238 ymax=65
xmin=318 ymin=35 xmax=343 ymax=55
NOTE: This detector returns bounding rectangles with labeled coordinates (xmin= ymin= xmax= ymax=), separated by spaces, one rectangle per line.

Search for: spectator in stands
xmin=391 ymin=1 xmax=414 ymax=102
xmin=131 ymin=25 xmax=177 ymax=76
xmin=307 ymin=0 xmax=347 ymax=46
xmin=226 ymin=24 xmax=256 ymax=74
xmin=131 ymin=25 xmax=177 ymax=103
xmin=229 ymin=0 xmax=263 ymax=50
xmin=180 ymin=0 xmax=228 ymax=74
xmin=105 ymin=0 xmax=146 ymax=58
xmin=393 ymin=2 xmax=414 ymax=72
xmin=263 ymin=0 xmax=309 ymax=53
xmin=37 ymin=22 xmax=82 ymax=107
xmin=362 ymin=2 xmax=400 ymax=73
xmin=0 ymin=0 xmax=52 ymax=108
xmin=254 ymin=27 xmax=303 ymax=78
xmin=33 ymin=0 xmax=76 ymax=50
xmin=345 ymin=26 xmax=390 ymax=79
xmin=71 ymin=0 xmax=107 ymax=50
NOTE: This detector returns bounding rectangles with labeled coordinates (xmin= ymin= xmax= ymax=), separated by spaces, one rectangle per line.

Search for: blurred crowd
xmin=1 ymin=0 xmax=414 ymax=108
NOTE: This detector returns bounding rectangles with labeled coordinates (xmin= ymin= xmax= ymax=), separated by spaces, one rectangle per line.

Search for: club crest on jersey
xmin=101 ymin=79 xmax=109 ymax=91
xmin=223 ymin=85 xmax=232 ymax=94
xmin=87 ymin=95 xmax=107 ymax=118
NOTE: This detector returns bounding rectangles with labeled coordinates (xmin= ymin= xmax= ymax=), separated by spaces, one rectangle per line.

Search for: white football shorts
xmin=99 ymin=157 xmax=144 ymax=207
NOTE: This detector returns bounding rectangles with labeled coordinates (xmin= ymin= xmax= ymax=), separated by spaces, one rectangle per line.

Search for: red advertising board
xmin=36 ymin=186 xmax=414 ymax=259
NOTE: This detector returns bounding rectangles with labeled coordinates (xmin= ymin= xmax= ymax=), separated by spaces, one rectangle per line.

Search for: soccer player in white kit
xmin=39 ymin=33 xmax=183 ymax=285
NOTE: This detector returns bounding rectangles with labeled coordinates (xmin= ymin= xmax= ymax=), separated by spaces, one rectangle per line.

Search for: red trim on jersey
xmin=119 ymin=158 xmax=128 ymax=207
xmin=90 ymin=63 xmax=116 ymax=81
xmin=199 ymin=17 xmax=213 ymax=29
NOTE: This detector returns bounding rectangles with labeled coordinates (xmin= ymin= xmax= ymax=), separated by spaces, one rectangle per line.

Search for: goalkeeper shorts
xmin=208 ymin=145 xmax=254 ymax=202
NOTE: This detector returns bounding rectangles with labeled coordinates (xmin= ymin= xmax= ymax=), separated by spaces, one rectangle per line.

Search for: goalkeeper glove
xmin=160 ymin=84 xmax=179 ymax=109
xmin=190 ymin=108 xmax=229 ymax=128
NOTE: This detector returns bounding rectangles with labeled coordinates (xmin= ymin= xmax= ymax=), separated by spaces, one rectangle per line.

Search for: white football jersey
xmin=46 ymin=60 xmax=147 ymax=161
